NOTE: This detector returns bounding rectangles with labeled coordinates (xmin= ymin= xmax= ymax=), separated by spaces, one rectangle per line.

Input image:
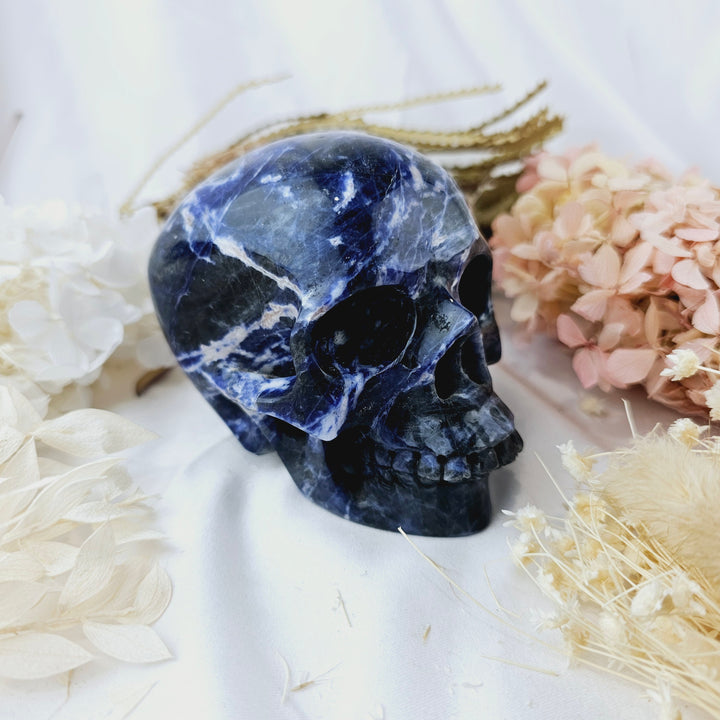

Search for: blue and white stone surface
xmin=149 ymin=131 xmax=522 ymax=536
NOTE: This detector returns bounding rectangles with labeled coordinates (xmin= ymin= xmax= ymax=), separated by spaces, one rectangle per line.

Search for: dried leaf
xmin=0 ymin=382 xmax=171 ymax=674
xmin=58 ymin=524 xmax=115 ymax=610
xmin=113 ymin=525 xmax=165 ymax=544
xmin=81 ymin=562 xmax=150 ymax=617
xmin=133 ymin=563 xmax=172 ymax=624
xmin=0 ymin=632 xmax=93 ymax=679
xmin=0 ymin=551 xmax=44 ymax=582
xmin=63 ymin=500 xmax=141 ymax=524
xmin=34 ymin=409 xmax=156 ymax=457
xmin=135 ymin=367 xmax=172 ymax=396
xmin=0 ymin=442 xmax=41 ymax=522
xmin=0 ymin=425 xmax=25 ymax=464
xmin=0 ymin=386 xmax=42 ymax=433
xmin=83 ymin=622 xmax=171 ymax=663
xmin=36 ymin=456 xmax=73 ymax=476
xmin=0 ymin=581 xmax=47 ymax=629
xmin=1 ymin=440 xmax=40 ymax=487
xmin=2 ymin=459 xmax=120 ymax=543
xmin=104 ymin=682 xmax=157 ymax=720
xmin=27 ymin=541 xmax=79 ymax=576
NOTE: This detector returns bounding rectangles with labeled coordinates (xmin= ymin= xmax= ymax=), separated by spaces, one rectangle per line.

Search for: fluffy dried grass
xmin=507 ymin=421 xmax=720 ymax=717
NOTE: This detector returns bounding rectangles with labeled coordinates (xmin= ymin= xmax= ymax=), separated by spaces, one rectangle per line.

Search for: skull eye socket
xmin=311 ymin=286 xmax=416 ymax=374
xmin=458 ymin=253 xmax=492 ymax=317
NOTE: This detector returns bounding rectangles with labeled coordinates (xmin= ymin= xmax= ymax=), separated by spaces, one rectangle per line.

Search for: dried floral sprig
xmin=490 ymin=145 xmax=720 ymax=417
xmin=0 ymin=385 xmax=171 ymax=679
xmin=148 ymin=80 xmax=562 ymax=224
xmin=0 ymin=198 xmax=173 ymax=409
xmin=508 ymin=421 xmax=720 ymax=717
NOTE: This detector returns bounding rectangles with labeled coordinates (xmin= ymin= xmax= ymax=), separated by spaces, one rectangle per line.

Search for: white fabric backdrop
xmin=0 ymin=1 xmax=716 ymax=718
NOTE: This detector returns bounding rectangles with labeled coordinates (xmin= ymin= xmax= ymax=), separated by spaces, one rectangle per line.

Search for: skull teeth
xmin=374 ymin=448 xmax=497 ymax=486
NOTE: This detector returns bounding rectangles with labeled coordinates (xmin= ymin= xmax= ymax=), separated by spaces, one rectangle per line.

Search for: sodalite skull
xmin=149 ymin=131 xmax=522 ymax=536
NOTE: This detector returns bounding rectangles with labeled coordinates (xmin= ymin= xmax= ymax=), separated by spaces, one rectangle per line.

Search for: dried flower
xmin=661 ymin=348 xmax=701 ymax=381
xmin=578 ymin=393 xmax=607 ymax=417
xmin=704 ymin=381 xmax=720 ymax=421
xmin=646 ymin=678 xmax=682 ymax=720
xmin=0 ymin=198 xmax=173 ymax=407
xmin=557 ymin=440 xmax=596 ymax=482
xmin=0 ymin=385 xmax=171 ymax=678
xmin=667 ymin=417 xmax=706 ymax=447
xmin=502 ymin=504 xmax=548 ymax=535
xmin=490 ymin=147 xmax=720 ymax=416
xmin=510 ymin=422 xmax=720 ymax=716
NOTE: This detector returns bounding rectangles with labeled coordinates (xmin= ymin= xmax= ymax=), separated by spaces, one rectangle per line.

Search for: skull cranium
xmin=149 ymin=132 xmax=522 ymax=536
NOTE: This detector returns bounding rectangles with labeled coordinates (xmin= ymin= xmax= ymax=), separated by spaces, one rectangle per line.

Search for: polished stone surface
xmin=149 ymin=131 xmax=522 ymax=536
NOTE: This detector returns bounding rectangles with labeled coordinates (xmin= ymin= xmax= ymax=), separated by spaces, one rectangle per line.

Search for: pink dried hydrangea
xmin=490 ymin=146 xmax=720 ymax=416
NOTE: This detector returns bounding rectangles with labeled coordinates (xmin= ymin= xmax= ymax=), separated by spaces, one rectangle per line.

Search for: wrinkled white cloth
xmin=0 ymin=2 xmax=714 ymax=718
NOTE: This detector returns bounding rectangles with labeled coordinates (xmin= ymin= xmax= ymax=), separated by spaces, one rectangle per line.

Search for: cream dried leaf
xmin=0 ymin=581 xmax=47 ymax=629
xmin=112 ymin=522 xmax=165 ymax=545
xmin=34 ymin=409 xmax=156 ymax=456
xmin=103 ymin=682 xmax=157 ymax=720
xmin=80 ymin=561 xmax=152 ymax=618
xmin=0 ymin=440 xmax=40 ymax=487
xmin=63 ymin=500 xmax=141 ymax=524
xmin=0 ymin=386 xmax=43 ymax=432
xmin=27 ymin=541 xmax=79 ymax=576
xmin=0 ymin=425 xmax=25 ymax=464
xmin=132 ymin=563 xmax=172 ymax=625
xmin=58 ymin=523 xmax=115 ymax=610
xmin=82 ymin=621 xmax=171 ymax=663
xmin=36 ymin=456 xmax=72 ymax=477
xmin=2 ymin=459 xmax=120 ymax=543
xmin=0 ymin=447 xmax=42 ymax=523
xmin=0 ymin=632 xmax=93 ymax=679
xmin=0 ymin=551 xmax=44 ymax=582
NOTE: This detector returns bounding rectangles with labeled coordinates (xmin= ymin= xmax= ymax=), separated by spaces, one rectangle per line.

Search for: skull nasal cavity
xmin=434 ymin=338 xmax=465 ymax=399
xmin=458 ymin=253 xmax=492 ymax=318
xmin=434 ymin=335 xmax=489 ymax=399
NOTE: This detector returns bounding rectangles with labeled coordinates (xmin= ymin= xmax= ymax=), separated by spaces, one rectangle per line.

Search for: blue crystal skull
xmin=149 ymin=132 xmax=522 ymax=536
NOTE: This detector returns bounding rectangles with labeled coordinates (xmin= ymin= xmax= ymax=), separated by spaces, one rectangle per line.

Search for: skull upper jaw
xmin=268 ymin=381 xmax=522 ymax=537
xmin=274 ymin=427 xmax=521 ymax=537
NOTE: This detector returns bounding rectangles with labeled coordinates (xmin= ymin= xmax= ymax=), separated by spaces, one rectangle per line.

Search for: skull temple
xmin=149 ymin=132 xmax=522 ymax=536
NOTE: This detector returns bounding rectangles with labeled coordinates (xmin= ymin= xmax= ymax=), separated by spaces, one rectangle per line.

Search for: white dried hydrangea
xmin=0 ymin=197 xmax=173 ymax=400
